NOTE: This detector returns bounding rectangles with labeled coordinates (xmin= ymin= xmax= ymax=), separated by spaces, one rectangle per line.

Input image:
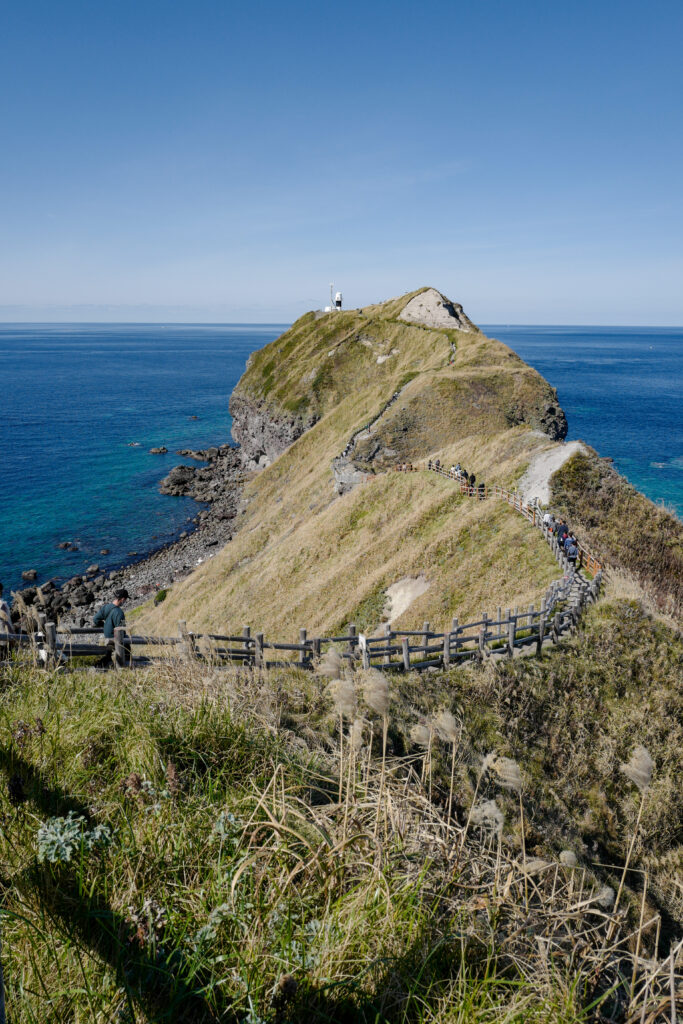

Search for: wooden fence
xmin=1 ymin=464 xmax=604 ymax=675
xmin=425 ymin=462 xmax=604 ymax=577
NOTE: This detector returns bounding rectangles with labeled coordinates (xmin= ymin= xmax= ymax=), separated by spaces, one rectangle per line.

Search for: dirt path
xmin=517 ymin=441 xmax=586 ymax=505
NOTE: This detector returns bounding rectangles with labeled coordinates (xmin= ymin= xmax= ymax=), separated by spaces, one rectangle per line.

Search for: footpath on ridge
xmin=9 ymin=458 xmax=604 ymax=674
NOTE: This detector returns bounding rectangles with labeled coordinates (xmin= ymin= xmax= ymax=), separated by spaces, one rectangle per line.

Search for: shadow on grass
xmin=0 ymin=747 xmax=223 ymax=1023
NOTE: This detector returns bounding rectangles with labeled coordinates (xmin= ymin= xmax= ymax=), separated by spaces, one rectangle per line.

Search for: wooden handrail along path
xmin=3 ymin=464 xmax=604 ymax=675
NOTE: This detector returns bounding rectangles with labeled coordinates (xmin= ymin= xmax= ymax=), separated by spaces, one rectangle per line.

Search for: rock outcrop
xmin=399 ymin=288 xmax=477 ymax=332
xmin=229 ymin=393 xmax=318 ymax=470
xmin=160 ymin=444 xmax=243 ymax=503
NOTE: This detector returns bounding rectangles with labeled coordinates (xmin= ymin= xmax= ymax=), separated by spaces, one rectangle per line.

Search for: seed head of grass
xmin=349 ymin=718 xmax=365 ymax=752
xmin=559 ymin=850 xmax=578 ymax=867
xmin=596 ymin=885 xmax=616 ymax=908
xmin=410 ymin=723 xmax=431 ymax=748
xmin=620 ymin=745 xmax=654 ymax=792
xmin=330 ymin=678 xmax=355 ymax=720
xmin=363 ymin=669 xmax=389 ymax=717
xmin=433 ymin=709 xmax=459 ymax=744
xmin=470 ymin=798 xmax=504 ymax=835
xmin=520 ymin=857 xmax=552 ymax=876
xmin=488 ymin=755 xmax=523 ymax=793
xmin=318 ymin=649 xmax=343 ymax=680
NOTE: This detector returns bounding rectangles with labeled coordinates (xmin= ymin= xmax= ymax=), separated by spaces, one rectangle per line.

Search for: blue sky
xmin=1 ymin=0 xmax=682 ymax=324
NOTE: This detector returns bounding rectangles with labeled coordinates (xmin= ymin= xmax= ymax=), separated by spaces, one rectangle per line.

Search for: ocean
xmin=0 ymin=323 xmax=681 ymax=594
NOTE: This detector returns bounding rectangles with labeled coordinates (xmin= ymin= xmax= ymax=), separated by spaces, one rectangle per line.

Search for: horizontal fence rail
xmin=1 ymin=465 xmax=604 ymax=674
xmin=424 ymin=462 xmax=604 ymax=577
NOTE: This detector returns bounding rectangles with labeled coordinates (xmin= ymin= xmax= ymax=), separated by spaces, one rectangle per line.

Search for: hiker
xmin=461 ymin=471 xmax=469 ymax=489
xmin=469 ymin=473 xmax=476 ymax=494
xmin=555 ymin=519 xmax=569 ymax=543
xmin=477 ymin=481 xmax=486 ymax=500
xmin=542 ymin=510 xmax=554 ymax=532
xmin=566 ymin=538 xmax=579 ymax=568
xmin=93 ymin=588 xmax=130 ymax=665
xmin=0 ymin=583 xmax=12 ymax=660
xmin=449 ymin=465 xmax=456 ymax=477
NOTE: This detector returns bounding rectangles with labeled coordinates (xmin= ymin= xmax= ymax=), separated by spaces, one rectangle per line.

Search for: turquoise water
xmin=0 ymin=324 xmax=284 ymax=592
xmin=0 ymin=322 xmax=681 ymax=594
xmin=484 ymin=326 xmax=683 ymax=521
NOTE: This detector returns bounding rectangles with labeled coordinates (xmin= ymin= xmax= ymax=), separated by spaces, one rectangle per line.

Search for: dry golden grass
xmin=139 ymin=464 xmax=559 ymax=640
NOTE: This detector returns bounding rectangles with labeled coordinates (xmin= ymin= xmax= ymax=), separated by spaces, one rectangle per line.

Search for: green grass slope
xmin=1 ymin=598 xmax=680 ymax=1022
xmin=138 ymin=291 xmax=566 ymax=638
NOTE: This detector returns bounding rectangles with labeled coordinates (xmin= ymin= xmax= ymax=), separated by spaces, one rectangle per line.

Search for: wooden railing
xmin=4 ymin=565 xmax=601 ymax=674
xmin=1 ymin=462 xmax=605 ymax=675
xmin=425 ymin=463 xmax=604 ymax=577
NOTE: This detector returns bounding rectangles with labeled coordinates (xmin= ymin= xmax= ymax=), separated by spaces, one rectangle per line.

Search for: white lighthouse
xmin=325 ymin=284 xmax=343 ymax=312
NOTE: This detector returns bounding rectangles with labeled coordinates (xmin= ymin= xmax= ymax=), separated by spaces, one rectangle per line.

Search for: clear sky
xmin=2 ymin=0 xmax=682 ymax=324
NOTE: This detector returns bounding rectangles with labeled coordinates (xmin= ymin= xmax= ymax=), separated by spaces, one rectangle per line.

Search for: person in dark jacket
xmin=94 ymin=589 xmax=130 ymax=666
xmin=93 ymin=589 xmax=129 ymax=637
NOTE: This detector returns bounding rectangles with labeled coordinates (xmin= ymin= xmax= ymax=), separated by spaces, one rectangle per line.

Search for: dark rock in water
xmin=86 ymin=564 xmax=99 ymax=575
xmin=100 ymin=548 xmax=110 ymax=555
xmin=150 ymin=446 xmax=168 ymax=454
xmin=21 ymin=569 xmax=38 ymax=581
xmin=188 ymin=414 xmax=199 ymax=420
xmin=160 ymin=464 xmax=196 ymax=496
xmin=58 ymin=541 xmax=76 ymax=550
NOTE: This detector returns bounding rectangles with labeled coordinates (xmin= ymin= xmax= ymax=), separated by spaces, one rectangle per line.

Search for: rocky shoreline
xmin=9 ymin=443 xmax=249 ymax=631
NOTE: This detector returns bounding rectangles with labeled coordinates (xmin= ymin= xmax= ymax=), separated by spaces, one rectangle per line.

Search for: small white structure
xmin=327 ymin=283 xmax=343 ymax=312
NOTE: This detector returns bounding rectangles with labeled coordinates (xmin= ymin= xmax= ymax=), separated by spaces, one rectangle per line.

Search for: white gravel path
xmin=385 ymin=575 xmax=431 ymax=622
xmin=517 ymin=441 xmax=587 ymax=506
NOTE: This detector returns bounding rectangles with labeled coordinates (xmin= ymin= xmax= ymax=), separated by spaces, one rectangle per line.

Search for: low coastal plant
xmin=36 ymin=811 xmax=113 ymax=864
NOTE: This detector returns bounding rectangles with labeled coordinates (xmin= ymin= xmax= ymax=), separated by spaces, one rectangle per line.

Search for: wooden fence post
xmin=178 ymin=620 xmax=197 ymax=662
xmin=402 ymin=637 xmax=410 ymax=672
xmin=443 ymin=629 xmax=450 ymax=668
xmin=299 ymin=628 xmax=308 ymax=666
xmin=45 ymin=622 xmax=57 ymax=659
xmin=383 ymin=622 xmax=392 ymax=665
xmin=312 ymin=637 xmax=321 ymax=661
xmin=347 ymin=623 xmax=356 ymax=655
xmin=255 ymin=633 xmax=264 ymax=669
xmin=114 ymin=626 xmax=126 ymax=669
xmin=451 ymin=617 xmax=459 ymax=660
xmin=507 ymin=616 xmax=516 ymax=658
xmin=552 ymin=612 xmax=561 ymax=644
xmin=422 ymin=621 xmax=430 ymax=653
xmin=537 ymin=606 xmax=546 ymax=654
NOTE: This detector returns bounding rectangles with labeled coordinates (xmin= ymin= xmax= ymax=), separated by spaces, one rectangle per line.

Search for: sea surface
xmin=483 ymin=326 xmax=683 ymax=521
xmin=0 ymin=323 xmax=681 ymax=594
xmin=0 ymin=324 xmax=285 ymax=593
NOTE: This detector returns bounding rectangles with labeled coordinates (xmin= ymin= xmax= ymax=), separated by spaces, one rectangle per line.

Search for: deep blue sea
xmin=0 ymin=324 xmax=285 ymax=593
xmin=483 ymin=326 xmax=683 ymax=522
xmin=0 ymin=323 xmax=681 ymax=594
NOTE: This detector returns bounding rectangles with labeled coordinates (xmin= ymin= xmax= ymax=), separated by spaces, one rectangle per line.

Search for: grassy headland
xmin=1 ymin=289 xmax=681 ymax=1022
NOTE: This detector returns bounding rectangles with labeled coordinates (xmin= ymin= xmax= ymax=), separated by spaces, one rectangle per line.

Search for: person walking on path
xmin=94 ymin=589 xmax=130 ymax=665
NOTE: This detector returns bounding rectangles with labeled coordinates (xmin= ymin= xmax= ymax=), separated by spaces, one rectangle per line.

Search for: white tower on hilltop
xmin=325 ymin=283 xmax=343 ymax=312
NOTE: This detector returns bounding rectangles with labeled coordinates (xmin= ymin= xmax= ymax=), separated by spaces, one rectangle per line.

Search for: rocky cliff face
xmin=228 ymin=392 xmax=318 ymax=470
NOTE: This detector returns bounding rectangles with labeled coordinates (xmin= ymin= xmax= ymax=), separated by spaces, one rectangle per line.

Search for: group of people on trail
xmin=542 ymin=513 xmax=580 ymax=569
xmin=428 ymin=459 xmax=486 ymax=499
